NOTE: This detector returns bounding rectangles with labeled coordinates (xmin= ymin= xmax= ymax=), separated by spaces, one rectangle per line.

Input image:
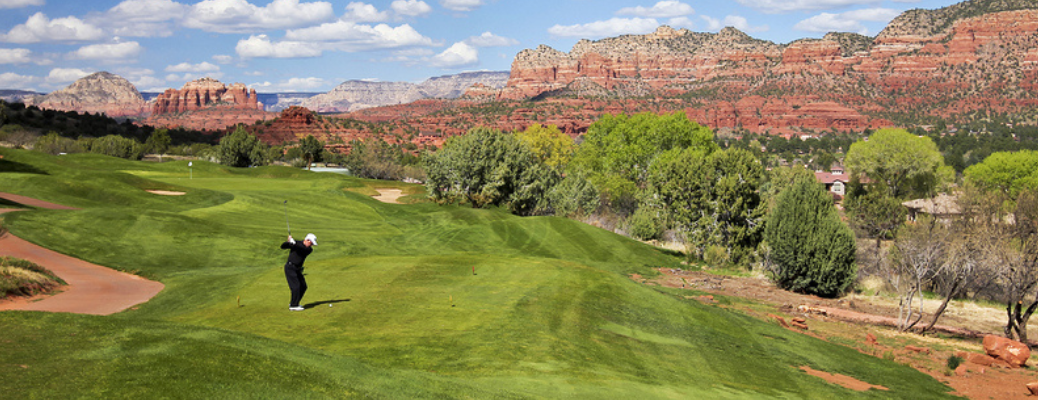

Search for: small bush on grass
xmin=0 ymin=256 xmax=65 ymax=297
xmin=946 ymin=355 xmax=964 ymax=370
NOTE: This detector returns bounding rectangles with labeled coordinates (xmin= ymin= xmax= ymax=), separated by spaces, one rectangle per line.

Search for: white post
xmin=189 ymin=161 xmax=193 ymax=179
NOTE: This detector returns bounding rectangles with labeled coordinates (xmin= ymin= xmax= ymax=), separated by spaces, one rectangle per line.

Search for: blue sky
xmin=0 ymin=0 xmax=962 ymax=93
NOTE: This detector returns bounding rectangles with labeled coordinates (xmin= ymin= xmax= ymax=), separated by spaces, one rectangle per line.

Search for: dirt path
xmin=372 ymin=188 xmax=404 ymax=204
xmin=0 ymin=192 xmax=164 ymax=315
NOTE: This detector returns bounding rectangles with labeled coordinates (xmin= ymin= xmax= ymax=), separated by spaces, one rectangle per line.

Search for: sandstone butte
xmin=242 ymin=106 xmax=444 ymax=153
xmin=340 ymin=5 xmax=1038 ymax=139
xmin=142 ymin=77 xmax=275 ymax=131
xmin=32 ymin=71 xmax=147 ymax=118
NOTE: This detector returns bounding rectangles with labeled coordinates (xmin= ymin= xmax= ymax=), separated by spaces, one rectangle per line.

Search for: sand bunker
xmin=372 ymin=188 xmax=404 ymax=204
xmin=147 ymin=190 xmax=186 ymax=196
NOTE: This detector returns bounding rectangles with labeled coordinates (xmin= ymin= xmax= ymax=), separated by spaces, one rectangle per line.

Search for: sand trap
xmin=798 ymin=366 xmax=888 ymax=391
xmin=372 ymin=188 xmax=404 ymax=204
xmin=147 ymin=190 xmax=186 ymax=196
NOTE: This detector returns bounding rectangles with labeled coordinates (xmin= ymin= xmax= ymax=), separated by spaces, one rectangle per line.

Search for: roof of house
xmin=814 ymin=171 xmax=849 ymax=184
xmin=902 ymin=193 xmax=961 ymax=214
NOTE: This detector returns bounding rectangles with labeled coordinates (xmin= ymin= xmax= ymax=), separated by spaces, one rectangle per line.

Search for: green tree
xmin=216 ymin=125 xmax=269 ymax=168
xmin=844 ymin=128 xmax=951 ymax=198
xmin=760 ymin=165 xmax=816 ymax=213
xmin=569 ymin=112 xmax=717 ymax=210
xmin=424 ymin=127 xmax=555 ymax=214
xmin=514 ymin=123 xmax=575 ymax=169
xmin=89 ymin=135 xmax=145 ymax=160
xmin=844 ymin=188 xmax=906 ymax=249
xmin=145 ymin=128 xmax=171 ymax=158
xmin=648 ymin=147 xmax=765 ymax=265
xmin=765 ymin=178 xmax=857 ymax=297
xmin=299 ymin=135 xmax=324 ymax=170
xmin=963 ymin=150 xmax=1038 ymax=200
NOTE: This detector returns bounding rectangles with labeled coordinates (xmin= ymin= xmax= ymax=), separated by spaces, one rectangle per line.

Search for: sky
xmin=0 ymin=0 xmax=964 ymax=94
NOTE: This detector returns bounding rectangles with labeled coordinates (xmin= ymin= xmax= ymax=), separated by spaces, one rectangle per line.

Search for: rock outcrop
xmin=151 ymin=77 xmax=262 ymax=114
xmin=302 ymin=71 xmax=508 ymax=113
xmin=34 ymin=72 xmax=146 ymax=117
xmin=983 ymin=335 xmax=1030 ymax=367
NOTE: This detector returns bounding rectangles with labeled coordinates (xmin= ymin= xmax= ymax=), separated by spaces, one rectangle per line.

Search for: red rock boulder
xmin=983 ymin=335 xmax=1030 ymax=368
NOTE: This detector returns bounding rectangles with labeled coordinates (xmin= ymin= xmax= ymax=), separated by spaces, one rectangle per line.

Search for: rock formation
xmin=151 ymin=77 xmax=263 ymax=114
xmin=34 ymin=72 xmax=146 ymax=117
xmin=302 ymin=71 xmax=508 ymax=113
xmin=982 ymin=334 xmax=1030 ymax=367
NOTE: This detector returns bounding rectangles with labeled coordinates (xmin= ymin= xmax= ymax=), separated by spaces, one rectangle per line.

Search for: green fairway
xmin=0 ymin=148 xmax=960 ymax=399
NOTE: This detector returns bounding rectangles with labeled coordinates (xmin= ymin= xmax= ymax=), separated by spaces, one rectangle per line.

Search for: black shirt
xmin=281 ymin=240 xmax=313 ymax=269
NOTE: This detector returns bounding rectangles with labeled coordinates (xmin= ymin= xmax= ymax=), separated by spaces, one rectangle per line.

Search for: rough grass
xmin=0 ymin=148 xmax=960 ymax=399
xmin=0 ymin=256 xmax=65 ymax=297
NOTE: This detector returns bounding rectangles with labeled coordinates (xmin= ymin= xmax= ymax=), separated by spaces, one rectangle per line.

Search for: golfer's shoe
xmin=289 ymin=306 xmax=304 ymax=311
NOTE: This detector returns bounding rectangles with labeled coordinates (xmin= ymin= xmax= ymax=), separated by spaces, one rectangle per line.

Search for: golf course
xmin=0 ymin=147 xmax=960 ymax=399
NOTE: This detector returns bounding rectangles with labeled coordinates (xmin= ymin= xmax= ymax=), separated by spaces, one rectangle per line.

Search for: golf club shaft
xmin=284 ymin=201 xmax=291 ymax=235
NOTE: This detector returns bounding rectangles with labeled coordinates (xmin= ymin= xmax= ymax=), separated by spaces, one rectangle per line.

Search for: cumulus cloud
xmin=183 ymin=0 xmax=335 ymax=34
xmin=252 ymin=77 xmax=330 ymax=91
xmin=212 ymin=54 xmax=234 ymax=64
xmin=735 ymin=0 xmax=881 ymax=14
xmin=46 ymin=68 xmax=93 ymax=85
xmin=391 ymin=0 xmax=431 ymax=17
xmin=285 ymin=21 xmax=435 ymax=51
xmin=0 ymin=72 xmax=40 ymax=90
xmin=165 ymin=61 xmax=220 ymax=72
xmin=617 ymin=1 xmax=694 ymax=18
xmin=667 ymin=17 xmax=695 ymax=29
xmin=71 ymin=41 xmax=143 ymax=60
xmin=548 ymin=17 xmax=660 ymax=39
xmin=165 ymin=72 xmax=224 ymax=82
xmin=440 ymin=0 xmax=482 ymax=12
xmin=2 ymin=12 xmax=105 ymax=43
xmin=429 ymin=42 xmax=478 ymax=68
xmin=465 ymin=32 xmax=518 ymax=47
xmin=97 ymin=0 xmax=188 ymax=37
xmin=0 ymin=48 xmax=33 ymax=64
xmin=343 ymin=2 xmax=389 ymax=22
xmin=235 ymin=34 xmax=323 ymax=58
xmin=794 ymin=8 xmax=899 ymax=34
xmin=0 ymin=0 xmax=43 ymax=8
xmin=701 ymin=15 xmax=769 ymax=33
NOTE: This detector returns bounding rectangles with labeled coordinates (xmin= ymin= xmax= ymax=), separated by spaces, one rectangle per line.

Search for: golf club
xmin=283 ymin=200 xmax=291 ymax=235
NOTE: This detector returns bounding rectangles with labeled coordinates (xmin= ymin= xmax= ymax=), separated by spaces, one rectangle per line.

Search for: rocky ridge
xmin=301 ymin=71 xmax=508 ymax=112
xmin=33 ymin=72 xmax=146 ymax=118
xmin=143 ymin=78 xmax=274 ymax=131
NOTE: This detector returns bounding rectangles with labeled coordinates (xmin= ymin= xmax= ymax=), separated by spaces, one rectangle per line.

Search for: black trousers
xmin=284 ymin=262 xmax=307 ymax=307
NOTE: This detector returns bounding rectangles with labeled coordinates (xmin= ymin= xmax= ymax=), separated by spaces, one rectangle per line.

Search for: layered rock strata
xmin=34 ymin=72 xmax=146 ymax=117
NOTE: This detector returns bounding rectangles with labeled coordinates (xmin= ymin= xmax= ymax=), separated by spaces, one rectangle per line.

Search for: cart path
xmin=0 ymin=192 xmax=164 ymax=315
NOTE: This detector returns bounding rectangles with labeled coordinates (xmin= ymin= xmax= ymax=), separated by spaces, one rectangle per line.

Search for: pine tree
xmin=765 ymin=178 xmax=857 ymax=298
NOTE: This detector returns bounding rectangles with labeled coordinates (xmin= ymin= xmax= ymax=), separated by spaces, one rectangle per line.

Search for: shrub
xmin=627 ymin=207 xmax=663 ymax=240
xmin=0 ymin=256 xmax=65 ymax=298
xmin=946 ymin=355 xmax=964 ymax=371
xmin=764 ymin=178 xmax=857 ymax=298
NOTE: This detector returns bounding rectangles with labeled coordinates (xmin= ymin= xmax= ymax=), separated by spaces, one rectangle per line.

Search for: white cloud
xmin=285 ymin=21 xmax=435 ymax=51
xmin=465 ymin=32 xmax=518 ymax=47
xmin=0 ymin=72 xmax=40 ymax=90
xmin=255 ymin=77 xmax=330 ymax=91
xmin=212 ymin=54 xmax=234 ymax=64
xmin=667 ymin=17 xmax=695 ymax=29
xmin=2 ymin=12 xmax=105 ymax=43
xmin=183 ymin=0 xmax=335 ymax=34
xmin=165 ymin=61 xmax=220 ymax=73
xmin=0 ymin=48 xmax=32 ymax=64
xmin=98 ymin=0 xmax=188 ymax=37
xmin=46 ymin=68 xmax=92 ymax=85
xmin=701 ymin=15 xmax=769 ymax=33
xmin=548 ymin=17 xmax=660 ymax=39
xmin=343 ymin=2 xmax=389 ymax=22
xmin=71 ymin=41 xmax=143 ymax=60
xmin=235 ymin=34 xmax=323 ymax=58
xmin=440 ymin=0 xmax=482 ymax=12
xmin=617 ymin=1 xmax=694 ymax=18
xmin=164 ymin=72 xmax=224 ymax=82
xmin=794 ymin=8 xmax=899 ymax=34
xmin=429 ymin=42 xmax=478 ymax=68
xmin=735 ymin=0 xmax=881 ymax=14
xmin=0 ymin=0 xmax=44 ymax=9
xmin=391 ymin=0 xmax=431 ymax=17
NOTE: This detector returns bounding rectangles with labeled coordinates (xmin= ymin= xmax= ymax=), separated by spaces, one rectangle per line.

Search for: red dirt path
xmin=0 ymin=192 xmax=164 ymax=315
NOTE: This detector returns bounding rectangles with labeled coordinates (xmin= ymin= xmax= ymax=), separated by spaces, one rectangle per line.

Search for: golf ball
xmin=329 ymin=304 xmax=333 ymax=307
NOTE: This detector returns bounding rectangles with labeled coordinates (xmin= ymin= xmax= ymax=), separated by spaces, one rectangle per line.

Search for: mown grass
xmin=0 ymin=147 xmax=959 ymax=399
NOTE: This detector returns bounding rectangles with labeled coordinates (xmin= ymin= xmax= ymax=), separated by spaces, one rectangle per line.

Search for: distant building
xmin=814 ymin=170 xmax=849 ymax=200
xmin=902 ymin=193 xmax=961 ymax=223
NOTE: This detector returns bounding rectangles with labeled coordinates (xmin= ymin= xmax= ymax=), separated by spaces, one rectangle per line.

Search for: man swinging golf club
xmin=281 ymin=232 xmax=317 ymax=311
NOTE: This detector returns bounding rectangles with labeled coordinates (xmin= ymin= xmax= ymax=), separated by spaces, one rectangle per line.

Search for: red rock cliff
xmin=151 ymin=77 xmax=262 ymax=114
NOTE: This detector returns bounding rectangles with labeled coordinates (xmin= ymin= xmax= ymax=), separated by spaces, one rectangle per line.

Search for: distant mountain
xmin=32 ymin=71 xmax=146 ymax=117
xmin=257 ymin=93 xmax=323 ymax=112
xmin=301 ymin=71 xmax=509 ymax=113
xmin=0 ymin=90 xmax=42 ymax=103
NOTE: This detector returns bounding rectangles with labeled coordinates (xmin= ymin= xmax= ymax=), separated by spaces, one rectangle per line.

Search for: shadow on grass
xmin=302 ymin=299 xmax=351 ymax=309
xmin=0 ymin=159 xmax=48 ymax=175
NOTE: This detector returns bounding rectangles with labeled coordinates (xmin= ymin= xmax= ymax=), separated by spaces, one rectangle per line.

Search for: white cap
xmin=304 ymin=233 xmax=318 ymax=245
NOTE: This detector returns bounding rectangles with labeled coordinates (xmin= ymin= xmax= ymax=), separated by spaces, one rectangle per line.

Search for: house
xmin=814 ymin=171 xmax=849 ymax=198
xmin=902 ymin=193 xmax=961 ymax=223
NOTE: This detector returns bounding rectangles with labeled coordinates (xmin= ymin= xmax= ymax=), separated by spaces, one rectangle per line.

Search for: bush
xmin=764 ymin=178 xmax=857 ymax=298
xmin=627 ymin=207 xmax=663 ymax=240
xmin=946 ymin=355 xmax=964 ymax=371
xmin=0 ymin=256 xmax=65 ymax=298
xmin=703 ymin=245 xmax=729 ymax=267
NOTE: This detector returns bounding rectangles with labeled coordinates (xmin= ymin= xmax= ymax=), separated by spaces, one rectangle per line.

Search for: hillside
xmin=301 ymin=71 xmax=509 ymax=113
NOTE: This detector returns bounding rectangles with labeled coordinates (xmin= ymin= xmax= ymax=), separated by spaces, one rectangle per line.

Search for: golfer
xmin=281 ymin=233 xmax=317 ymax=311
